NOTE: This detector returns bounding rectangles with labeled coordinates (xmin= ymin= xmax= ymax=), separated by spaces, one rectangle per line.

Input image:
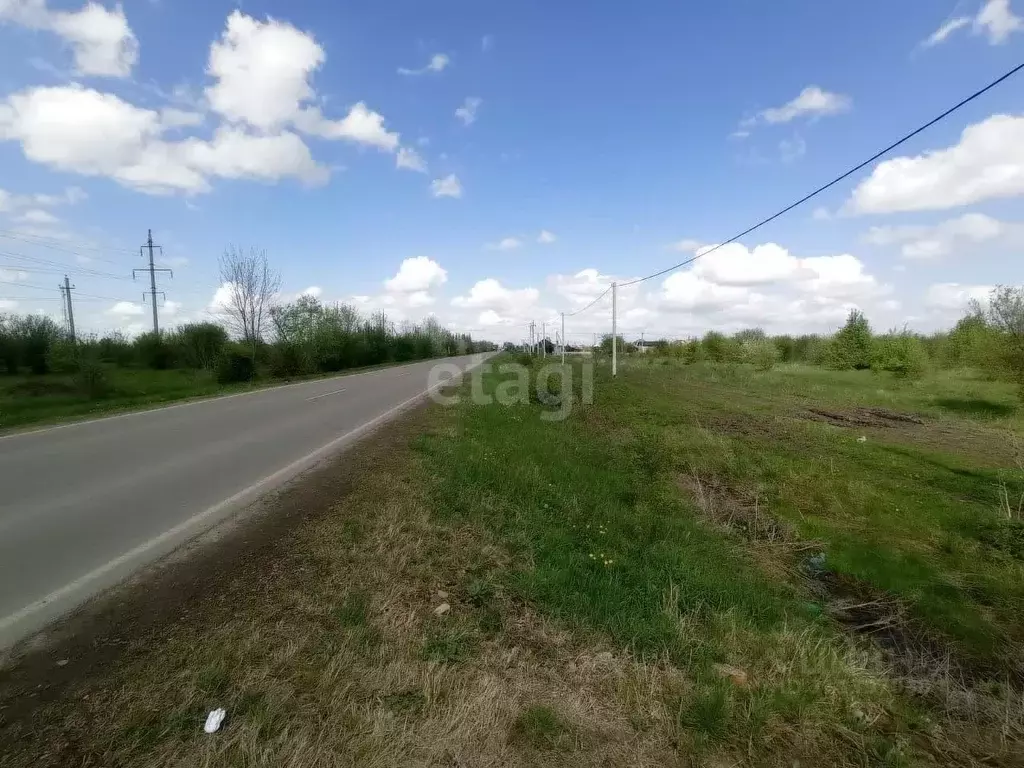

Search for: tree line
xmin=612 ymin=285 xmax=1024 ymax=397
xmin=0 ymin=247 xmax=494 ymax=399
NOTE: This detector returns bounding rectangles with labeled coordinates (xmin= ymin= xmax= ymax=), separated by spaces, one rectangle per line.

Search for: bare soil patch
xmin=805 ymin=406 xmax=925 ymax=429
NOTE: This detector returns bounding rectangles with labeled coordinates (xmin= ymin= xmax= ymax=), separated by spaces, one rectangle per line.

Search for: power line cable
xmin=618 ymin=60 xmax=1024 ymax=288
xmin=566 ymin=286 xmax=611 ymax=317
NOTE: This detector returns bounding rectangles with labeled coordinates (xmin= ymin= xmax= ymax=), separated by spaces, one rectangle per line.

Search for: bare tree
xmin=218 ymin=246 xmax=281 ymax=358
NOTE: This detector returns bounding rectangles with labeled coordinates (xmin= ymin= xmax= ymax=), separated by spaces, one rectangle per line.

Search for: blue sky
xmin=0 ymin=0 xmax=1022 ymax=343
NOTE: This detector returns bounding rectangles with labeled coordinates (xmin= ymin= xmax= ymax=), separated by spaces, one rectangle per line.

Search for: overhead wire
xmin=618 ymin=60 xmax=1024 ymax=288
xmin=555 ymin=59 xmax=1024 ymax=318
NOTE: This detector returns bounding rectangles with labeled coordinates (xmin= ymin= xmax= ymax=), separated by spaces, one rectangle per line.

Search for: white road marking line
xmin=306 ymin=388 xmax=347 ymax=402
xmin=0 ymin=362 xmax=486 ymax=640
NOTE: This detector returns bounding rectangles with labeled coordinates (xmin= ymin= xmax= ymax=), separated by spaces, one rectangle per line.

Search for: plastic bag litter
xmin=204 ymin=708 xmax=226 ymax=734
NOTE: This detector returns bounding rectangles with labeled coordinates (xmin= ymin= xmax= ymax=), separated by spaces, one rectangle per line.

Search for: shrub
xmin=16 ymin=315 xmax=63 ymax=374
xmin=870 ymin=333 xmax=929 ymax=380
xmin=828 ymin=310 xmax=873 ymax=370
xmin=743 ymin=339 xmax=781 ymax=371
xmin=74 ymin=358 xmax=113 ymax=399
xmin=134 ymin=331 xmax=175 ymax=370
xmin=216 ymin=349 xmax=255 ymax=384
xmin=176 ymin=322 xmax=228 ymax=370
xmin=268 ymin=342 xmax=308 ymax=378
xmin=47 ymin=339 xmax=80 ymax=374
xmin=95 ymin=332 xmax=134 ymax=367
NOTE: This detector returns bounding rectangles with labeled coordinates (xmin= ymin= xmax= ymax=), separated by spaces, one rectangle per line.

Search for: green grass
xmin=412 ymin=357 xmax=1024 ymax=762
xmin=510 ymin=705 xmax=575 ymax=751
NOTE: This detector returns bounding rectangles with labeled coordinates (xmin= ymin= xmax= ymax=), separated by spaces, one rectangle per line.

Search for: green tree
xmin=870 ymin=331 xmax=929 ymax=380
xmin=825 ymin=309 xmax=873 ymax=370
xmin=984 ymin=285 xmax=1024 ymax=399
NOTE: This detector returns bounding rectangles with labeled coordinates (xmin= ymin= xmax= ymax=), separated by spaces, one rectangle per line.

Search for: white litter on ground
xmin=204 ymin=708 xmax=227 ymax=734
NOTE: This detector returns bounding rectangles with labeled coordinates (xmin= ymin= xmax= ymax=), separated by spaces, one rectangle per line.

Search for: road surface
xmin=0 ymin=354 xmax=485 ymax=649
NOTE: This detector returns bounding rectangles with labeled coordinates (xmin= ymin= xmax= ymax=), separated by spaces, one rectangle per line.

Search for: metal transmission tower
xmin=58 ymin=275 xmax=76 ymax=341
xmin=134 ymin=229 xmax=173 ymax=334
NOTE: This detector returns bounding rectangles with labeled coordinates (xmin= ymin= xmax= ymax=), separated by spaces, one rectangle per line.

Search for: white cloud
xmin=297 ymin=102 xmax=400 ymax=151
xmin=16 ymin=208 xmax=58 ymax=224
xmin=925 ymin=282 xmax=994 ymax=310
xmin=455 ymin=97 xmax=482 ymax=126
xmin=205 ymin=10 xmax=323 ymax=130
xmin=177 ymin=127 xmax=328 ymax=187
xmin=481 ymin=35 xmax=494 ymax=52
xmin=975 ymin=0 xmax=1023 ymax=43
xmin=0 ymin=299 xmax=18 ymax=311
xmin=396 ymin=146 xmax=427 ymax=172
xmin=537 ymin=230 xmax=557 ymax=244
xmin=487 ymin=237 xmax=522 ymax=251
xmin=847 ymin=114 xmax=1024 ymax=214
xmin=922 ymin=1 xmax=1023 ymax=47
xmin=0 ymin=0 xmax=139 ymax=77
xmin=812 ymin=207 xmax=831 ymax=221
xmin=692 ymin=243 xmax=800 ymax=285
xmin=452 ymin=279 xmax=539 ymax=311
xmin=0 ymin=269 xmax=30 ymax=282
xmin=106 ymin=300 xmax=144 ymax=317
xmin=760 ymin=86 xmax=851 ymax=124
xmin=430 ymin=174 xmax=462 ymax=198
xmin=398 ymin=53 xmax=449 ymax=76
xmin=656 ymin=271 xmax=753 ymax=312
xmin=299 ymin=286 xmax=322 ymax=298
xmin=923 ymin=16 xmax=971 ymax=46
xmin=864 ymin=213 xmax=1007 ymax=259
xmin=160 ymin=107 xmax=203 ymax=129
xmin=0 ymin=85 xmax=328 ymax=195
xmin=385 ymin=256 xmax=447 ymax=293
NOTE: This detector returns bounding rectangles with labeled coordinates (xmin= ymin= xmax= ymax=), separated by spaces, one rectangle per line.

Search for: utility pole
xmin=529 ymin=321 xmax=535 ymax=355
xmin=59 ymin=276 xmax=76 ymax=342
xmin=561 ymin=312 xmax=565 ymax=364
xmin=541 ymin=322 xmax=547 ymax=357
xmin=134 ymin=229 xmax=172 ymax=335
xmin=611 ymin=281 xmax=618 ymax=377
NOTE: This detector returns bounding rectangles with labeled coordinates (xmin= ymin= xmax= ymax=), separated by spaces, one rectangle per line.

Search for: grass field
xmin=2 ymin=358 xmax=1021 ymax=766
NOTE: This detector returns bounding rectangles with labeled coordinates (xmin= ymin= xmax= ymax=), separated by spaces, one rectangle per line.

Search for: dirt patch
xmin=805 ymin=406 xmax=925 ymax=429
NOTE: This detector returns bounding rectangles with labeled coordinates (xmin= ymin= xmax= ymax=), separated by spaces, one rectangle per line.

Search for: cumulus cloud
xmin=975 ymin=0 xmax=1023 ymax=43
xmin=864 ymin=213 xmax=1008 ymax=259
xmin=385 ymin=256 xmax=447 ymax=293
xmin=847 ymin=114 xmax=1024 ymax=214
xmin=430 ymin=174 xmax=462 ymax=198
xmin=0 ymin=85 xmax=328 ymax=195
xmin=0 ymin=0 xmax=139 ymax=77
xmin=0 ymin=11 xmax=410 ymax=197
xmin=452 ymin=278 xmax=540 ymax=311
xmin=455 ymin=97 xmax=482 ymax=126
xmin=537 ymin=230 xmax=557 ymax=244
xmin=397 ymin=53 xmax=449 ymax=76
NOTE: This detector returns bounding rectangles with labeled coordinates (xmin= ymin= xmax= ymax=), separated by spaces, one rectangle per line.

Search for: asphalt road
xmin=0 ymin=354 xmax=485 ymax=649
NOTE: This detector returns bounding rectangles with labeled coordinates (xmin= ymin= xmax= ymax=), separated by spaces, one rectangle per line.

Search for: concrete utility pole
xmin=560 ymin=311 xmax=565 ymax=364
xmin=529 ymin=321 xmax=536 ymax=355
xmin=541 ymin=322 xmax=547 ymax=357
xmin=611 ymin=281 xmax=618 ymax=377
xmin=134 ymin=229 xmax=172 ymax=335
xmin=60 ymin=275 xmax=76 ymax=343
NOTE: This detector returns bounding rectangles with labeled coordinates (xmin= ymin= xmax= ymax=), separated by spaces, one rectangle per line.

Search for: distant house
xmin=635 ymin=340 xmax=660 ymax=354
